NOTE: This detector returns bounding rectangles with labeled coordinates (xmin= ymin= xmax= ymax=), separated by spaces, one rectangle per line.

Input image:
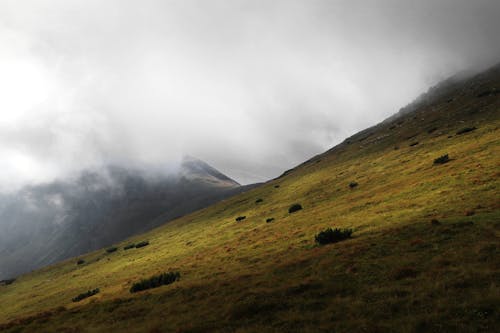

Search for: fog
xmin=1 ymin=0 xmax=499 ymax=188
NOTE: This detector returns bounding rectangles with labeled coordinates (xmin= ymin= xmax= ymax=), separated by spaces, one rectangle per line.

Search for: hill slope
xmin=0 ymin=66 xmax=499 ymax=332
xmin=0 ymin=156 xmax=246 ymax=280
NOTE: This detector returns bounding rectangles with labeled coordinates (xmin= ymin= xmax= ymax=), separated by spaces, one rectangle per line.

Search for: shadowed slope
xmin=0 ymin=157 xmax=246 ymax=280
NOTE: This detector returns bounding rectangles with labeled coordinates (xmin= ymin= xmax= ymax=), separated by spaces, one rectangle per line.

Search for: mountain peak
xmin=180 ymin=155 xmax=240 ymax=187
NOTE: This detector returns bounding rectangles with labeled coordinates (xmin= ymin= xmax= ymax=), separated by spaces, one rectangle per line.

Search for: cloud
xmin=0 ymin=0 xmax=499 ymax=188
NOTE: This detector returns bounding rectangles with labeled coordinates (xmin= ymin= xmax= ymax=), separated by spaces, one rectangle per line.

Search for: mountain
xmin=0 ymin=156 xmax=252 ymax=280
xmin=0 ymin=65 xmax=499 ymax=332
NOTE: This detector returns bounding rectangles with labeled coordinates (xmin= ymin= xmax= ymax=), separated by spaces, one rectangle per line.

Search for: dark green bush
xmin=124 ymin=244 xmax=135 ymax=250
xmin=72 ymin=288 xmax=100 ymax=302
xmin=235 ymin=216 xmax=246 ymax=222
xmin=456 ymin=126 xmax=477 ymax=135
xmin=288 ymin=204 xmax=302 ymax=213
xmin=266 ymin=218 xmax=275 ymax=223
xmin=77 ymin=259 xmax=85 ymax=265
xmin=106 ymin=247 xmax=118 ymax=253
xmin=315 ymin=228 xmax=353 ymax=245
xmin=274 ymin=185 xmax=280 ymax=188
xmin=130 ymin=272 xmax=180 ymax=293
xmin=349 ymin=181 xmax=358 ymax=188
xmin=0 ymin=279 xmax=15 ymax=286
xmin=135 ymin=241 xmax=149 ymax=248
xmin=255 ymin=198 xmax=263 ymax=203
xmin=433 ymin=154 xmax=450 ymax=165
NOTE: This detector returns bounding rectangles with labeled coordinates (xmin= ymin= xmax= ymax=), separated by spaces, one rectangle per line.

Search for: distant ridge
xmin=0 ymin=156 xmax=247 ymax=279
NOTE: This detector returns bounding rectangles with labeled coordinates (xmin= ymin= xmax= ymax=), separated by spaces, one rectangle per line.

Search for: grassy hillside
xmin=0 ymin=67 xmax=499 ymax=332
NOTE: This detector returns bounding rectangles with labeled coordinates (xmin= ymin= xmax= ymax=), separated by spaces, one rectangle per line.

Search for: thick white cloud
xmin=0 ymin=0 xmax=499 ymax=188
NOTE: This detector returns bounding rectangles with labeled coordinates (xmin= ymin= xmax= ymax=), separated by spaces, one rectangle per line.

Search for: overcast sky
xmin=0 ymin=0 xmax=499 ymax=189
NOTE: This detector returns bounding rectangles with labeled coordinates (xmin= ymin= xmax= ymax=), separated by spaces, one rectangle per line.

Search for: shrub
xmin=235 ymin=216 xmax=246 ymax=222
xmin=266 ymin=218 xmax=275 ymax=223
xmin=130 ymin=272 xmax=180 ymax=293
xmin=72 ymin=288 xmax=100 ymax=302
xmin=106 ymin=247 xmax=118 ymax=253
xmin=315 ymin=228 xmax=353 ymax=245
xmin=433 ymin=154 xmax=450 ymax=165
xmin=0 ymin=279 xmax=15 ymax=286
xmin=255 ymin=198 xmax=263 ymax=203
xmin=124 ymin=244 xmax=135 ymax=250
xmin=274 ymin=185 xmax=280 ymax=188
xmin=349 ymin=181 xmax=358 ymax=188
xmin=288 ymin=204 xmax=302 ymax=213
xmin=409 ymin=141 xmax=419 ymax=146
xmin=135 ymin=241 xmax=149 ymax=248
xmin=77 ymin=259 xmax=85 ymax=265
xmin=456 ymin=126 xmax=477 ymax=135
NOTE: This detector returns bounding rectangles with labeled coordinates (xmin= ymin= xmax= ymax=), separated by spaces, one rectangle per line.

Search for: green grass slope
xmin=1 ymin=67 xmax=499 ymax=332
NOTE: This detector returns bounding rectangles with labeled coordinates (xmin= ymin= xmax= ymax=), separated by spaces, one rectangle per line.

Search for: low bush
xmin=266 ymin=218 xmax=275 ymax=223
xmin=349 ymin=181 xmax=358 ymax=188
xmin=72 ymin=288 xmax=100 ymax=302
xmin=315 ymin=228 xmax=353 ymax=245
xmin=433 ymin=154 xmax=450 ymax=165
xmin=255 ymin=198 xmax=263 ymax=203
xmin=124 ymin=244 xmax=135 ymax=250
xmin=409 ymin=141 xmax=419 ymax=146
xmin=0 ymin=279 xmax=15 ymax=286
xmin=288 ymin=204 xmax=302 ymax=213
xmin=77 ymin=259 xmax=85 ymax=265
xmin=456 ymin=126 xmax=477 ymax=135
xmin=106 ymin=247 xmax=118 ymax=253
xmin=135 ymin=241 xmax=149 ymax=248
xmin=130 ymin=272 xmax=180 ymax=293
xmin=235 ymin=216 xmax=246 ymax=222
xmin=274 ymin=185 xmax=280 ymax=188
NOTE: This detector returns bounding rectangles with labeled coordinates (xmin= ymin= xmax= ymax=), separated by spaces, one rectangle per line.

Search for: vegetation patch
xmin=349 ymin=181 xmax=358 ymax=189
xmin=476 ymin=89 xmax=499 ymax=97
xmin=135 ymin=241 xmax=149 ymax=248
xmin=235 ymin=216 xmax=246 ymax=222
xmin=433 ymin=154 xmax=450 ymax=165
xmin=0 ymin=279 xmax=15 ymax=286
xmin=315 ymin=228 xmax=353 ymax=245
xmin=72 ymin=288 xmax=100 ymax=302
xmin=266 ymin=218 xmax=275 ymax=223
xmin=255 ymin=198 xmax=263 ymax=203
xmin=106 ymin=247 xmax=118 ymax=253
xmin=77 ymin=259 xmax=85 ymax=265
xmin=456 ymin=126 xmax=477 ymax=135
xmin=130 ymin=272 xmax=180 ymax=293
xmin=288 ymin=204 xmax=303 ymax=213
xmin=409 ymin=141 xmax=419 ymax=146
xmin=124 ymin=244 xmax=136 ymax=250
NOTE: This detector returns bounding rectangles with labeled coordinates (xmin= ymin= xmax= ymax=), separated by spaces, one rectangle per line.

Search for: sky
xmin=0 ymin=0 xmax=499 ymax=188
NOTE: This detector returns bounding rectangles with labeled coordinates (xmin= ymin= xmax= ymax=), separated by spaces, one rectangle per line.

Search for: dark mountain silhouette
xmin=0 ymin=156 xmax=254 ymax=279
